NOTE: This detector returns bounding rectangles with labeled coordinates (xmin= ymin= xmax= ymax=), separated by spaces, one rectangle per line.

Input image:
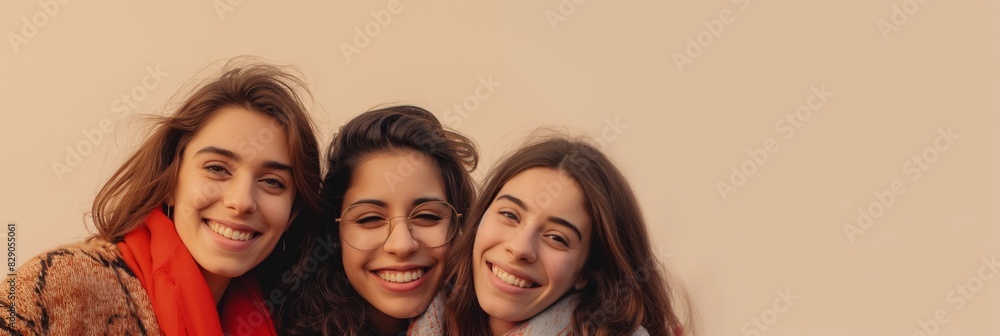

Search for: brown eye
xmin=499 ymin=211 xmax=519 ymax=222
xmin=205 ymin=164 xmax=229 ymax=175
xmin=260 ymin=177 xmax=286 ymax=189
xmin=545 ymin=234 xmax=569 ymax=247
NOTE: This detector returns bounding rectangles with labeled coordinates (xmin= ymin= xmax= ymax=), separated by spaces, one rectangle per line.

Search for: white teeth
xmin=208 ymin=221 xmax=256 ymax=241
xmin=377 ymin=269 xmax=424 ymax=283
xmin=491 ymin=264 xmax=534 ymax=288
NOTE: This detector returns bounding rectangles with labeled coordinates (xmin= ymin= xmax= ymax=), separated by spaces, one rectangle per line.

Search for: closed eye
xmin=413 ymin=213 xmax=444 ymax=221
xmin=355 ymin=215 xmax=386 ymax=224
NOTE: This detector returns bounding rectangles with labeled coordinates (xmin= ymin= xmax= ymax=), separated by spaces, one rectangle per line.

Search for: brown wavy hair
xmin=90 ymin=58 xmax=323 ymax=243
xmin=444 ymin=136 xmax=688 ymax=336
xmin=277 ymin=105 xmax=478 ymax=335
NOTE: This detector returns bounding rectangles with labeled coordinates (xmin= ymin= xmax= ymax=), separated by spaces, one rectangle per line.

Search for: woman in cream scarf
xmin=411 ymin=136 xmax=688 ymax=336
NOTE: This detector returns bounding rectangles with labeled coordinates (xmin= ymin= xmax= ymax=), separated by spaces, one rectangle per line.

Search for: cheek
xmin=260 ymin=195 xmax=295 ymax=229
xmin=176 ymin=175 xmax=221 ymax=208
xmin=545 ymin=253 xmax=586 ymax=284
xmin=473 ymin=219 xmax=505 ymax=254
xmin=339 ymin=245 xmax=368 ymax=274
xmin=428 ymin=244 xmax=449 ymax=263
xmin=471 ymin=232 xmax=492 ymax=264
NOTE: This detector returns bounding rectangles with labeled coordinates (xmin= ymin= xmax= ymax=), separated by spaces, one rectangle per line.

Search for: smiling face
xmin=340 ymin=151 xmax=450 ymax=321
xmin=472 ymin=167 xmax=592 ymax=332
xmin=171 ymin=106 xmax=296 ymax=283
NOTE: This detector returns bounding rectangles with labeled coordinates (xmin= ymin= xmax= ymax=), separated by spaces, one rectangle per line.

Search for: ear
xmin=574 ymin=276 xmax=587 ymax=291
xmin=285 ymin=209 xmax=299 ymax=232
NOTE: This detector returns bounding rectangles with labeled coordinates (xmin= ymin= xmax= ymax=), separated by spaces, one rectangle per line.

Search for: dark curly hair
xmin=274 ymin=105 xmax=478 ymax=335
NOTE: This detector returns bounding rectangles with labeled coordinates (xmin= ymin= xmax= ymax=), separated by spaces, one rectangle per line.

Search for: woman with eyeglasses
xmin=274 ymin=105 xmax=478 ymax=335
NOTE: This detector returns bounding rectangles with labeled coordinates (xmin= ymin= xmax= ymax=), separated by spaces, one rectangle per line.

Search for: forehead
xmin=187 ymin=107 xmax=290 ymax=161
xmin=344 ymin=151 xmax=446 ymax=200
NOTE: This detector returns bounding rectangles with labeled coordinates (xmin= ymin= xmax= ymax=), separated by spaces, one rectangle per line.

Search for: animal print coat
xmin=0 ymin=239 xmax=161 ymax=335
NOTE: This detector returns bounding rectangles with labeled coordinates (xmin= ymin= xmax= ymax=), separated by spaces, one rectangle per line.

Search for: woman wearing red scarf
xmin=0 ymin=58 xmax=322 ymax=335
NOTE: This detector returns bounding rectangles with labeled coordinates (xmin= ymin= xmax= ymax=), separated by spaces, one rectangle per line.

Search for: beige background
xmin=0 ymin=1 xmax=995 ymax=334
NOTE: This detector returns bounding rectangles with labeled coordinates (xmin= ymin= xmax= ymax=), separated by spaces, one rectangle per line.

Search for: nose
xmin=222 ymin=176 xmax=257 ymax=214
xmin=504 ymin=223 xmax=537 ymax=263
xmin=382 ymin=217 xmax=419 ymax=257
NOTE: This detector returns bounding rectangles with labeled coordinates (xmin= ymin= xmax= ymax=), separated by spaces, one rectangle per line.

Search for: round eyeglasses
xmin=336 ymin=200 xmax=461 ymax=251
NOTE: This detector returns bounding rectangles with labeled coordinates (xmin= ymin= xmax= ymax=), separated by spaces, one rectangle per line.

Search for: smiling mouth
xmin=490 ymin=263 xmax=538 ymax=289
xmin=374 ymin=268 xmax=427 ymax=283
xmin=206 ymin=220 xmax=261 ymax=242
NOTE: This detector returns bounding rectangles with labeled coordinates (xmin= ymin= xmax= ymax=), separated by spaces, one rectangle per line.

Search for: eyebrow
xmin=348 ymin=197 xmax=445 ymax=209
xmin=413 ymin=197 xmax=445 ymax=207
xmin=496 ymin=194 xmax=583 ymax=241
xmin=195 ymin=146 xmax=293 ymax=173
xmin=195 ymin=146 xmax=238 ymax=160
xmin=349 ymin=199 xmax=387 ymax=208
xmin=548 ymin=216 xmax=583 ymax=241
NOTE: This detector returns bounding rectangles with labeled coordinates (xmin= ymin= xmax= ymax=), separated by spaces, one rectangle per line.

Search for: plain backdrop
xmin=0 ymin=1 xmax=995 ymax=335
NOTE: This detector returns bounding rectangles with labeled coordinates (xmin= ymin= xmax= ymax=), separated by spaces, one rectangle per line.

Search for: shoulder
xmin=407 ymin=291 xmax=446 ymax=335
xmin=1 ymin=239 xmax=159 ymax=335
xmin=18 ymin=239 xmax=134 ymax=283
xmin=515 ymin=294 xmax=579 ymax=335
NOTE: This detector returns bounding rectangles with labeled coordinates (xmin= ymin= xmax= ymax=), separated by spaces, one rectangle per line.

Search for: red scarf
xmin=219 ymin=272 xmax=278 ymax=335
xmin=118 ymin=208 xmax=276 ymax=336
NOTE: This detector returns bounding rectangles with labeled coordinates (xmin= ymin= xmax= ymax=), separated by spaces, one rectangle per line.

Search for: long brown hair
xmin=90 ymin=58 xmax=323 ymax=243
xmin=277 ymin=105 xmax=478 ymax=335
xmin=444 ymin=136 xmax=687 ymax=336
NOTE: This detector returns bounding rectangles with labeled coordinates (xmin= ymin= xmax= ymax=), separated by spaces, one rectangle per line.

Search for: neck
xmin=488 ymin=317 xmax=520 ymax=336
xmin=369 ymin=303 xmax=409 ymax=336
xmin=200 ymin=268 xmax=232 ymax=305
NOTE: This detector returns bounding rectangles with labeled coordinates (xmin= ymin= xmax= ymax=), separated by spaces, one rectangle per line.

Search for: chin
xmin=376 ymin=300 xmax=428 ymax=319
xmin=200 ymin=260 xmax=252 ymax=278
xmin=482 ymin=304 xmax=530 ymax=324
